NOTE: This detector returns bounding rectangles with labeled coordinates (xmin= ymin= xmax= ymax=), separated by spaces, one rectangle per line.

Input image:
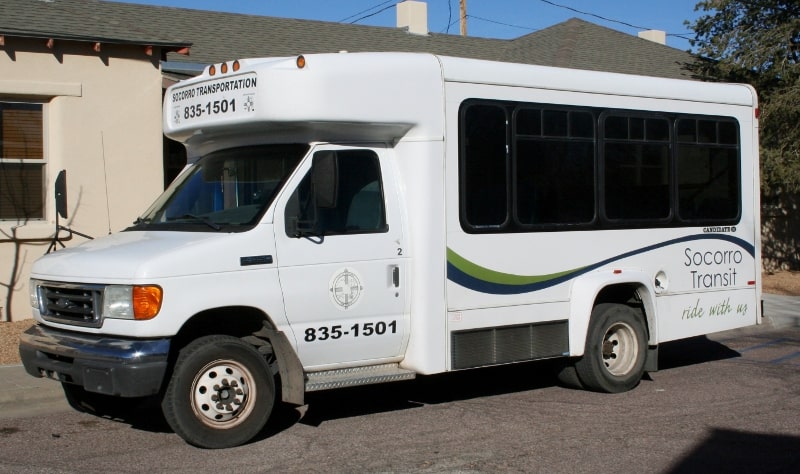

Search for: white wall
xmin=0 ymin=39 xmax=166 ymax=321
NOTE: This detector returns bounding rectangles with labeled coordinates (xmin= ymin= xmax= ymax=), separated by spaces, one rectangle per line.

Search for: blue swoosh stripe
xmin=447 ymin=234 xmax=754 ymax=295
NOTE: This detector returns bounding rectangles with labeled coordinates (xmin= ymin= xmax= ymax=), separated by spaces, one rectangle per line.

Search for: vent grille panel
xmin=451 ymin=320 xmax=568 ymax=370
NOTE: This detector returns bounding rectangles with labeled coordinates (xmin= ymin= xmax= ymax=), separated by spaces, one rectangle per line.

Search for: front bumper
xmin=19 ymin=324 xmax=170 ymax=398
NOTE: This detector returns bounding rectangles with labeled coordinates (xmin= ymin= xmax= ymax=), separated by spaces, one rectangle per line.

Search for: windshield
xmin=129 ymin=144 xmax=308 ymax=231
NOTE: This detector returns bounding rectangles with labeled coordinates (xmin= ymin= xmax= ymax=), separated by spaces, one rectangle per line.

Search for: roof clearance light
xmin=232 ymin=60 xmax=240 ymax=72
xmin=221 ymin=62 xmax=229 ymax=74
xmin=296 ymin=55 xmax=306 ymax=69
xmin=209 ymin=64 xmax=216 ymax=76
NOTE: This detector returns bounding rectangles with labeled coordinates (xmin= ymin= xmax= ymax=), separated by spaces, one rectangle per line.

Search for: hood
xmin=31 ymin=228 xmax=275 ymax=282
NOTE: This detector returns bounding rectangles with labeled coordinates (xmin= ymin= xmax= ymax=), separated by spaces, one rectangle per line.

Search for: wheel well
xmin=595 ymin=284 xmax=649 ymax=334
xmin=164 ymin=307 xmax=305 ymax=405
xmin=163 ymin=307 xmax=276 ymax=390
xmin=171 ymin=306 xmax=274 ymax=352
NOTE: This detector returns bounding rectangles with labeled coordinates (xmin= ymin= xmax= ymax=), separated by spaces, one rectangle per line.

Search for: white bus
xmin=21 ymin=52 xmax=761 ymax=449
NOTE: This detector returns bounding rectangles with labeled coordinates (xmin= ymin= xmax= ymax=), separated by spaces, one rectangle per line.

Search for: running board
xmin=305 ymin=363 xmax=416 ymax=392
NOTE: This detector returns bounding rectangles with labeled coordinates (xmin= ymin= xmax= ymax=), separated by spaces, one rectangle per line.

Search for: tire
xmin=574 ymin=303 xmax=647 ymax=393
xmin=161 ymin=335 xmax=276 ymax=449
xmin=62 ymin=383 xmax=146 ymax=417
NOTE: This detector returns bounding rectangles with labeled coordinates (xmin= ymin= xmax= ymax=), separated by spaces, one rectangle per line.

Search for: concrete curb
xmin=762 ymin=293 xmax=800 ymax=329
xmin=0 ymin=364 xmax=68 ymax=419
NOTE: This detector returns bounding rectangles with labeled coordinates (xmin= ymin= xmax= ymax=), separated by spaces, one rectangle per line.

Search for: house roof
xmin=1 ymin=0 xmax=696 ymax=80
xmin=0 ymin=0 xmax=190 ymax=49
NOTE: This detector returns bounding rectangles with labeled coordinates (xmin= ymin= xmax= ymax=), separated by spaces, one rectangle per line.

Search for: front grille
xmin=37 ymin=281 xmax=104 ymax=328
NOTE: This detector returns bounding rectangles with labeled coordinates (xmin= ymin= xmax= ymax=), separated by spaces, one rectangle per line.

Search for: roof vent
xmin=638 ymin=30 xmax=666 ymax=45
xmin=397 ymin=1 xmax=428 ymax=36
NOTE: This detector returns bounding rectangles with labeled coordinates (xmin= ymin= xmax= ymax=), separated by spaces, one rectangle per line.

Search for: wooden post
xmin=460 ymin=0 xmax=467 ymax=36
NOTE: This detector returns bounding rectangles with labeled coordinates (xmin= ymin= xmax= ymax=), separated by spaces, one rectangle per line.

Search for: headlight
xmin=29 ymin=279 xmax=41 ymax=310
xmin=103 ymin=285 xmax=163 ymax=320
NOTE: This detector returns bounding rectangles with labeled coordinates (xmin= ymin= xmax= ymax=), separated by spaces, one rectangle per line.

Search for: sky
xmin=108 ymin=0 xmax=708 ymax=51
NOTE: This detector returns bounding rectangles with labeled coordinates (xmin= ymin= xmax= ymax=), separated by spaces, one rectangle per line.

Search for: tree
xmin=686 ymin=0 xmax=800 ymax=195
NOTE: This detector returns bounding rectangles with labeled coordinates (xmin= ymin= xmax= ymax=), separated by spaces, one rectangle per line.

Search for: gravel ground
xmin=2 ymin=271 xmax=798 ymax=365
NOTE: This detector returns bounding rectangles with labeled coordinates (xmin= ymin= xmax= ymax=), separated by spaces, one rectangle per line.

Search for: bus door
xmin=274 ymin=145 xmax=409 ymax=368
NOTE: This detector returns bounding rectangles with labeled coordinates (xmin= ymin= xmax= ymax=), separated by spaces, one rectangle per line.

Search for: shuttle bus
xmin=21 ymin=52 xmax=761 ymax=448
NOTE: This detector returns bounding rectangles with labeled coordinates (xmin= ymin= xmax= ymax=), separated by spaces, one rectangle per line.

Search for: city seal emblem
xmin=329 ymin=268 xmax=363 ymax=310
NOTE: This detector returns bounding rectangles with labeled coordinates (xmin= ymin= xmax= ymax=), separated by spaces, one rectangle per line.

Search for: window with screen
xmin=0 ymin=102 xmax=45 ymax=220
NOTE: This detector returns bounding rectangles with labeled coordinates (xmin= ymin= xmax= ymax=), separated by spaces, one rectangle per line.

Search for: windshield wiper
xmin=132 ymin=217 xmax=151 ymax=226
xmin=169 ymin=214 xmax=222 ymax=231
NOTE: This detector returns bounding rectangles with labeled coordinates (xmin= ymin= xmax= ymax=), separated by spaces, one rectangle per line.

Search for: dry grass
xmin=0 ymin=320 xmax=33 ymax=365
xmin=761 ymin=270 xmax=800 ymax=296
xmin=1 ymin=271 xmax=798 ymax=365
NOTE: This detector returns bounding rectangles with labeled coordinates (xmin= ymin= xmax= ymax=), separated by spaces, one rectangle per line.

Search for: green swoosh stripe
xmin=446 ymin=247 xmax=581 ymax=286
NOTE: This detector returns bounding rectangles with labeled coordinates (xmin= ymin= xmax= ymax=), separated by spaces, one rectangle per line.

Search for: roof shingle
xmin=0 ymin=0 xmax=697 ymax=80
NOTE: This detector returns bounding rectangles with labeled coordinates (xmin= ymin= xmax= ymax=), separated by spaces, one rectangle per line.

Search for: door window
xmin=286 ymin=149 xmax=388 ymax=236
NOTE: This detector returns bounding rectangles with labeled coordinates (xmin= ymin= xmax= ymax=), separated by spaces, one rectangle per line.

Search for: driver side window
xmin=286 ymin=150 xmax=387 ymax=236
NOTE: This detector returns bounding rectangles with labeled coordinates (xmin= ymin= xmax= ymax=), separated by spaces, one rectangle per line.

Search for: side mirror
xmin=312 ymin=151 xmax=338 ymax=209
xmin=55 ymin=170 xmax=68 ymax=219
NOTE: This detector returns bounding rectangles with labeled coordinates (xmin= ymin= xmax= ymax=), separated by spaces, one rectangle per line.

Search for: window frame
xmin=599 ymin=110 xmax=673 ymax=225
xmin=458 ymin=99 xmax=742 ymax=234
xmin=0 ymin=100 xmax=46 ymax=222
xmin=285 ymin=148 xmax=389 ymax=237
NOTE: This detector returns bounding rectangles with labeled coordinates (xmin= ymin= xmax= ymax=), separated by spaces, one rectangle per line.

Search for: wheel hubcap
xmin=601 ymin=322 xmax=639 ymax=376
xmin=191 ymin=359 xmax=255 ymax=428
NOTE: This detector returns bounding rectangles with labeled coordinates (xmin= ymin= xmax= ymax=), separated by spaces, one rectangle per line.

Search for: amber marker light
xmin=221 ymin=62 xmax=229 ymax=74
xmin=133 ymin=285 xmax=163 ymax=320
xmin=232 ymin=60 xmax=240 ymax=72
xmin=209 ymin=64 xmax=217 ymax=76
xmin=296 ymin=55 xmax=306 ymax=69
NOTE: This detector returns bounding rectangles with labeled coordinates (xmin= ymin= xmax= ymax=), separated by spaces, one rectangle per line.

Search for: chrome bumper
xmin=19 ymin=324 xmax=170 ymax=398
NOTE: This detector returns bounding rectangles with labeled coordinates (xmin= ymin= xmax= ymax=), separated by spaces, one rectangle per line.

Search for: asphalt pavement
xmin=1 ymin=294 xmax=797 ymax=420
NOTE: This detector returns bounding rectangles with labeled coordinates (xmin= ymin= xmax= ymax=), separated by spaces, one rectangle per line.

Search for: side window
xmin=514 ymin=108 xmax=595 ymax=226
xmin=0 ymin=102 xmax=45 ymax=220
xmin=460 ymin=103 xmax=508 ymax=229
xmin=458 ymin=99 xmax=743 ymax=232
xmin=676 ymin=118 xmax=740 ymax=222
xmin=602 ymin=114 xmax=671 ymax=221
xmin=286 ymin=149 xmax=387 ymax=236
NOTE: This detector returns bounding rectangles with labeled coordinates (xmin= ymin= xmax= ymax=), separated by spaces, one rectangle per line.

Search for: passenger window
xmin=460 ymin=103 xmax=509 ymax=228
xmin=286 ymin=150 xmax=387 ymax=236
xmin=514 ymin=107 xmax=595 ymax=226
xmin=603 ymin=115 xmax=671 ymax=221
xmin=676 ymin=118 xmax=740 ymax=222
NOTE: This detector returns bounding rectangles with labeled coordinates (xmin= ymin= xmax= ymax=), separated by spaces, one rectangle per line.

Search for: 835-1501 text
xmin=304 ymin=320 xmax=397 ymax=342
xmin=183 ymin=98 xmax=236 ymax=119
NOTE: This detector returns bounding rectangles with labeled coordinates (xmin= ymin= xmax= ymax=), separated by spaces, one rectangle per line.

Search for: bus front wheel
xmin=575 ymin=303 xmax=647 ymax=393
xmin=161 ymin=335 xmax=275 ymax=449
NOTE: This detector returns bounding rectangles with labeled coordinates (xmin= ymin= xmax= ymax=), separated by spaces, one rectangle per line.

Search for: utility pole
xmin=460 ymin=0 xmax=467 ymax=36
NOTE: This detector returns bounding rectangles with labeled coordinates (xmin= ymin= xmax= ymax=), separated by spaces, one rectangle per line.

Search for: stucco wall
xmin=0 ymin=39 xmax=166 ymax=321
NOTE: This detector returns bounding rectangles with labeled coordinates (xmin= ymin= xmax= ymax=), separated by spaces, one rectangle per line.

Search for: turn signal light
xmin=133 ymin=285 xmax=163 ymax=320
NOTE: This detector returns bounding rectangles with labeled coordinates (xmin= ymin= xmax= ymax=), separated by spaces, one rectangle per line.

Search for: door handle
xmin=392 ymin=266 xmax=400 ymax=288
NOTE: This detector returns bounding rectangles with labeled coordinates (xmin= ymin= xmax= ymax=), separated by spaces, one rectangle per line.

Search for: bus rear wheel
xmin=161 ymin=335 xmax=275 ymax=449
xmin=575 ymin=303 xmax=647 ymax=393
